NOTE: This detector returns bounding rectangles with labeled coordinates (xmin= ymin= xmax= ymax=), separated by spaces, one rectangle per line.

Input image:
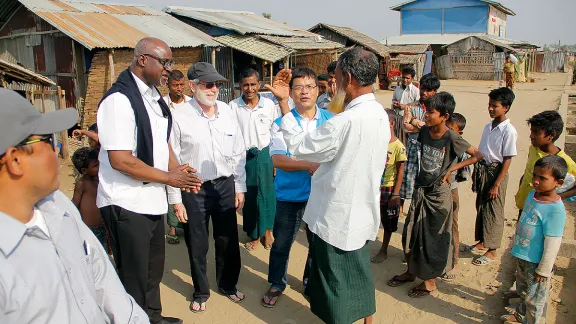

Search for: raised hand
xmin=264 ymin=69 xmax=291 ymax=102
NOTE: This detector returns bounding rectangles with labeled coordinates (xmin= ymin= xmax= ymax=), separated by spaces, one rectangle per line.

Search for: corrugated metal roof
xmin=215 ymin=34 xmax=292 ymax=63
xmin=260 ymin=35 xmax=344 ymax=51
xmin=0 ymin=56 xmax=55 ymax=86
xmin=467 ymin=35 xmax=514 ymax=51
xmin=390 ymin=0 xmax=515 ymax=16
xmin=163 ymin=6 xmax=315 ymax=37
xmin=382 ymin=44 xmax=429 ymax=54
xmin=15 ymin=0 xmax=218 ymax=49
xmin=309 ymin=23 xmax=388 ymax=57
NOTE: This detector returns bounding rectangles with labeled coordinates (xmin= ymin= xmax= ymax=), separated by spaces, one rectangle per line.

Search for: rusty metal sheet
xmin=48 ymin=0 xmax=80 ymax=12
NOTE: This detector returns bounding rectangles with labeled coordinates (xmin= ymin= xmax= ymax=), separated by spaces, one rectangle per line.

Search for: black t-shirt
xmin=416 ymin=126 xmax=471 ymax=187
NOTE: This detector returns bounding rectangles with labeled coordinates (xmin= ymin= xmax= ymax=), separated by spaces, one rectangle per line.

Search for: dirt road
xmin=59 ymin=72 xmax=574 ymax=323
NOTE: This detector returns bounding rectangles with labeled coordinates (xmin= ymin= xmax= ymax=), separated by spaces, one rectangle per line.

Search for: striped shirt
xmin=168 ymin=97 xmax=247 ymax=204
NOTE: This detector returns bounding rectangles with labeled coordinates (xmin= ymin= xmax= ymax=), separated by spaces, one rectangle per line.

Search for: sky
xmin=123 ymin=0 xmax=574 ymax=46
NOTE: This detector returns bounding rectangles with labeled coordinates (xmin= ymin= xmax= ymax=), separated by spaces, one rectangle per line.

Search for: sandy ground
xmin=58 ymin=72 xmax=575 ymax=324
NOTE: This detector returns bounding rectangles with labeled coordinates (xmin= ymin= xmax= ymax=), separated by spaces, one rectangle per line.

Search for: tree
xmin=262 ymin=12 xmax=272 ymax=19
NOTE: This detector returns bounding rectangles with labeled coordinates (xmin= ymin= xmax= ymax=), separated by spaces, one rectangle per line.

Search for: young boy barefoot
xmin=72 ymin=147 xmax=108 ymax=252
xmin=389 ymin=92 xmax=482 ymax=297
xmin=502 ymin=155 xmax=567 ymax=323
xmin=372 ymin=109 xmax=407 ymax=263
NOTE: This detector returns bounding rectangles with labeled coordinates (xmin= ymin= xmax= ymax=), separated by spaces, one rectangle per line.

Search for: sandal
xmin=218 ymin=288 xmax=245 ymax=303
xmin=408 ymin=286 xmax=434 ymax=298
xmin=189 ymin=298 xmax=207 ymax=313
xmin=264 ymin=243 xmax=273 ymax=250
xmin=472 ymin=255 xmax=495 ymax=266
xmin=244 ymin=241 xmax=258 ymax=252
xmin=166 ymin=234 xmax=179 ymax=245
xmin=387 ymin=275 xmax=415 ymax=287
xmin=460 ymin=244 xmax=487 ymax=255
xmin=261 ymin=288 xmax=282 ymax=308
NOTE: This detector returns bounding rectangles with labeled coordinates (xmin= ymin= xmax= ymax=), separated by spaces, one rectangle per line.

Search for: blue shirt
xmin=511 ymin=190 xmax=566 ymax=263
xmin=269 ymin=107 xmax=333 ymax=202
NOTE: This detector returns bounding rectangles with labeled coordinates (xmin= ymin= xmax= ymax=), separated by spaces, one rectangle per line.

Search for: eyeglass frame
xmin=142 ymin=53 xmax=175 ymax=70
xmin=291 ymin=84 xmax=318 ymax=92
xmin=198 ymin=81 xmax=224 ymax=89
xmin=15 ymin=134 xmax=57 ymax=152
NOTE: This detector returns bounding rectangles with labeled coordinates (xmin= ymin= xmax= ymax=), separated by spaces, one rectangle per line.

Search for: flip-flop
xmin=460 ymin=244 xmax=488 ymax=255
xmin=440 ymin=272 xmax=457 ymax=281
xmin=387 ymin=275 xmax=415 ymax=287
xmin=472 ymin=255 xmax=496 ymax=266
xmin=261 ymin=289 xmax=282 ymax=308
xmin=166 ymin=234 xmax=179 ymax=245
xmin=218 ymin=288 xmax=245 ymax=304
xmin=263 ymin=242 xmax=273 ymax=250
xmin=408 ymin=286 xmax=434 ymax=298
xmin=189 ymin=299 xmax=206 ymax=313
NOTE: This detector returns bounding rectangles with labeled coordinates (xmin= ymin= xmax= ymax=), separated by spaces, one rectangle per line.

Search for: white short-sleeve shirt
xmin=478 ymin=119 xmax=518 ymax=164
xmin=229 ymin=95 xmax=280 ymax=150
xmin=96 ymin=73 xmax=170 ymax=215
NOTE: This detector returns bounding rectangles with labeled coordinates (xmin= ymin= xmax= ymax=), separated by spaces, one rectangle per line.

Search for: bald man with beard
xmin=97 ymin=37 xmax=203 ymax=324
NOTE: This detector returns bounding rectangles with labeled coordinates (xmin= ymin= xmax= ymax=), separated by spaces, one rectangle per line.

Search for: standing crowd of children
xmin=68 ymin=65 xmax=576 ymax=324
xmin=375 ymin=68 xmax=575 ymax=323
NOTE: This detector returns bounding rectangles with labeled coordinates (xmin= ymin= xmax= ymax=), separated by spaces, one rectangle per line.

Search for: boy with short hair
xmin=442 ymin=113 xmax=470 ymax=279
xmin=502 ymin=155 xmax=567 ymax=324
xmin=389 ymin=92 xmax=482 ymax=297
xmin=515 ymin=110 xmax=576 ymax=214
xmin=471 ymin=88 xmax=518 ymax=266
xmin=372 ymin=109 xmax=407 ymax=263
xmin=72 ymin=147 xmax=108 ymax=252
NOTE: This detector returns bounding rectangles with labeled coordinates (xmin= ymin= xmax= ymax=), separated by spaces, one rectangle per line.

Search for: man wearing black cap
xmin=97 ymin=37 xmax=202 ymax=324
xmin=0 ymin=88 xmax=148 ymax=323
xmin=169 ymin=62 xmax=247 ymax=313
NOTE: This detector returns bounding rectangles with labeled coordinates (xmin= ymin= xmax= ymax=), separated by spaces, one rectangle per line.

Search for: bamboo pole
xmin=57 ymin=86 xmax=69 ymax=159
xmin=108 ymin=49 xmax=115 ymax=87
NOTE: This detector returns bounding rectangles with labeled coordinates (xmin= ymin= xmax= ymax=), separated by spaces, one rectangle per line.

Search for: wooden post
xmin=284 ymin=57 xmax=289 ymax=69
xmin=40 ymin=87 xmax=46 ymax=113
xmin=0 ymin=74 xmax=7 ymax=88
xmin=57 ymin=86 xmax=69 ymax=159
xmin=108 ymin=49 xmax=115 ymax=87
xmin=269 ymin=63 xmax=273 ymax=85
xmin=211 ymin=47 xmax=217 ymax=66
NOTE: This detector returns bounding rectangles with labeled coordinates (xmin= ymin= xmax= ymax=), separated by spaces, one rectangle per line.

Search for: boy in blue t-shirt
xmin=504 ymin=155 xmax=567 ymax=323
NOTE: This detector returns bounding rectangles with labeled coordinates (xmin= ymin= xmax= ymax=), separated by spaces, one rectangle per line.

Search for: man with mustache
xmin=97 ymin=37 xmax=202 ymax=324
xmin=163 ymin=69 xmax=191 ymax=245
xmin=169 ymin=62 xmax=247 ymax=313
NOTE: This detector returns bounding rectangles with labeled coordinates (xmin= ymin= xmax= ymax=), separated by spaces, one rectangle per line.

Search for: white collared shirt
xmin=281 ymin=93 xmax=390 ymax=251
xmin=478 ymin=119 xmax=518 ymax=164
xmin=163 ymin=94 xmax=192 ymax=111
xmin=168 ymin=98 xmax=247 ymax=204
xmin=229 ymin=95 xmax=280 ymax=150
xmin=392 ymin=83 xmax=420 ymax=116
xmin=269 ymin=107 xmax=321 ymax=155
xmin=96 ymin=73 xmax=170 ymax=215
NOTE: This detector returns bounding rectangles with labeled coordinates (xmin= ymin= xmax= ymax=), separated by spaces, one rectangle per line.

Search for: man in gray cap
xmin=0 ymin=88 xmax=148 ymax=323
xmin=169 ymin=62 xmax=247 ymax=313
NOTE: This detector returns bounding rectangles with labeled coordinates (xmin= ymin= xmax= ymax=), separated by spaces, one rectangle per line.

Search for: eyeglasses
xmin=199 ymin=81 xmax=223 ymax=89
xmin=292 ymin=84 xmax=317 ymax=92
xmin=16 ymin=134 xmax=56 ymax=151
xmin=142 ymin=54 xmax=175 ymax=70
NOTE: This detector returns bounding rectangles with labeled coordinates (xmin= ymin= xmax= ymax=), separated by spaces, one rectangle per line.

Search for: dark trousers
xmin=268 ymin=200 xmax=313 ymax=292
xmin=181 ymin=176 xmax=241 ymax=301
xmin=100 ymin=205 xmax=165 ymax=324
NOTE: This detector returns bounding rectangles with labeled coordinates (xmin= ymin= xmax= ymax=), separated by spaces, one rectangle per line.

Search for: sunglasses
xmin=16 ymin=134 xmax=56 ymax=151
xmin=199 ymin=81 xmax=223 ymax=89
xmin=142 ymin=53 xmax=175 ymax=70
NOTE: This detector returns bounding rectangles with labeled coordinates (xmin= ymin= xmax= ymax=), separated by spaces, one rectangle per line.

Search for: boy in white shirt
xmin=470 ymin=87 xmax=518 ymax=266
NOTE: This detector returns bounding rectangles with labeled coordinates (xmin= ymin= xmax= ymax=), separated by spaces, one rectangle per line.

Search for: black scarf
xmin=99 ymin=69 xmax=172 ymax=168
